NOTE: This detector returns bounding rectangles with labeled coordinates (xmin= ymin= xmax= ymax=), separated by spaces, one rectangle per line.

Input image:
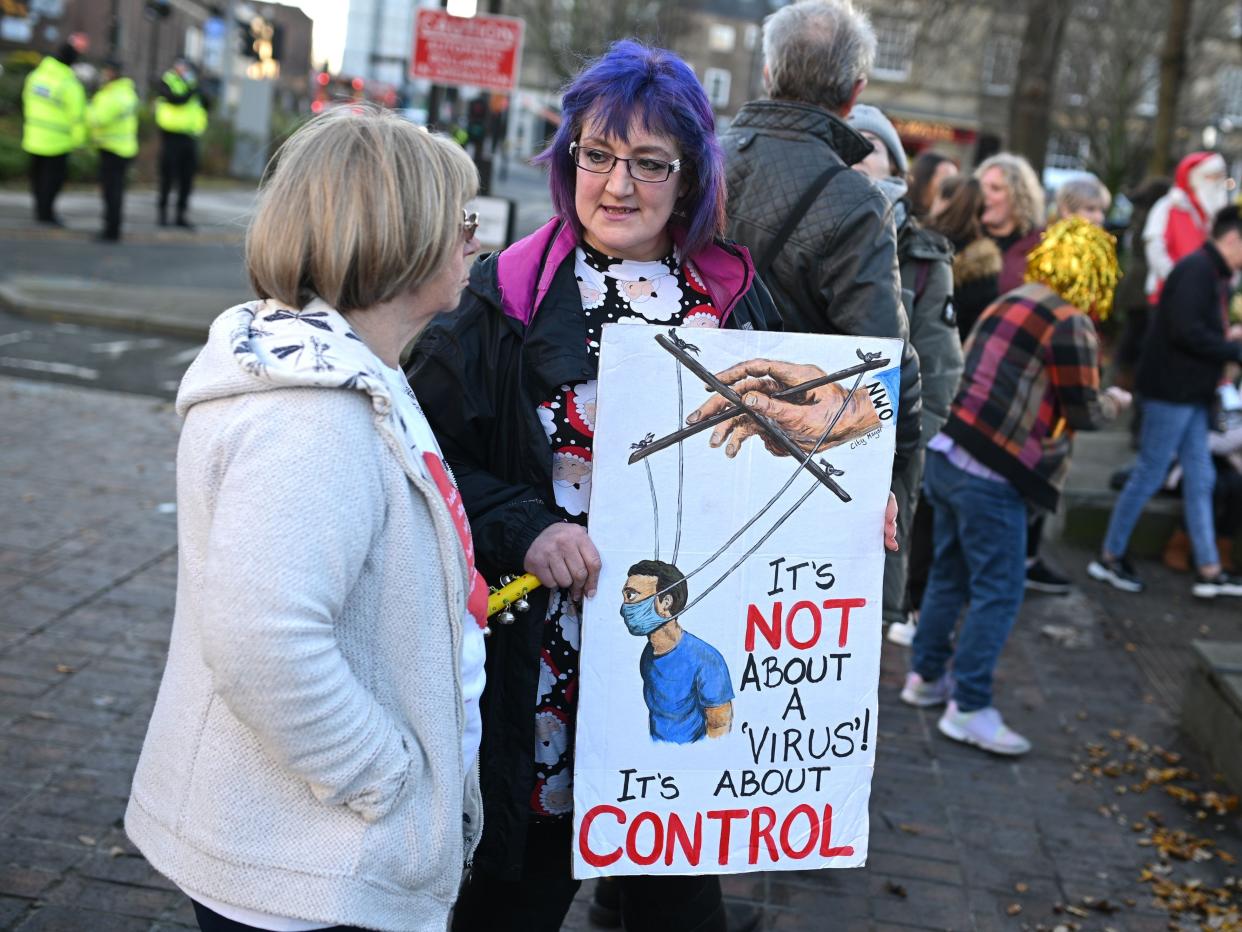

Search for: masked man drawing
xmin=622 ymin=560 xmax=734 ymax=744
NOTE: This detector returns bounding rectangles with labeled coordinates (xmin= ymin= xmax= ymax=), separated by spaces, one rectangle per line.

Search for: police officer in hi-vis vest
xmin=155 ymin=57 xmax=208 ymax=230
xmin=21 ymin=42 xmax=87 ymax=226
xmin=87 ymin=60 xmax=139 ymax=242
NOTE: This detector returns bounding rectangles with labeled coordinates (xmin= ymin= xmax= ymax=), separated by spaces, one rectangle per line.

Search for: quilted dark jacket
xmin=722 ymin=99 xmax=922 ymax=473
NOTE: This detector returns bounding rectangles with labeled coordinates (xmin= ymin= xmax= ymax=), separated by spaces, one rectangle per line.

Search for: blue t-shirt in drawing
xmin=638 ymin=630 xmax=734 ymax=744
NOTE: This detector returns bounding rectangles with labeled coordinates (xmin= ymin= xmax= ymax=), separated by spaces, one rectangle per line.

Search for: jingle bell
xmin=496 ymin=610 xmax=516 ymax=625
xmin=482 ymin=626 xmax=492 ymax=639
xmin=513 ymin=598 xmax=530 ymax=613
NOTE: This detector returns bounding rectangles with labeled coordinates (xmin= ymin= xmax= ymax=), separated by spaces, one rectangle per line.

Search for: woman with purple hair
xmin=408 ymin=40 xmax=778 ymax=932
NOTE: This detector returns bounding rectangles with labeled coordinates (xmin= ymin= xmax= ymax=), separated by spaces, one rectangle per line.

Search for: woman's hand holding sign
xmin=525 ymin=522 xmax=601 ymax=600
xmin=884 ymin=491 xmax=898 ymax=552
xmin=685 ymin=358 xmax=881 ymax=458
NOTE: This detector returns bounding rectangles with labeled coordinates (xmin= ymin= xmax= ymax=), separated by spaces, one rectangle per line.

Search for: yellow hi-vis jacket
xmin=21 ymin=55 xmax=87 ymax=156
xmin=155 ymin=70 xmax=207 ymax=137
xmin=87 ymin=77 xmax=139 ymax=158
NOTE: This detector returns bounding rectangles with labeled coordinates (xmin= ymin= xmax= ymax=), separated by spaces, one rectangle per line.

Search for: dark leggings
xmin=1214 ymin=461 xmax=1242 ymax=536
xmin=29 ymin=152 xmax=67 ymax=222
xmin=1027 ymin=511 xmax=1044 ymax=559
xmin=191 ymin=899 xmax=368 ymax=931
xmin=158 ymin=130 xmax=198 ymax=217
xmin=906 ymin=495 xmax=935 ymax=613
xmin=452 ymin=819 xmax=726 ymax=932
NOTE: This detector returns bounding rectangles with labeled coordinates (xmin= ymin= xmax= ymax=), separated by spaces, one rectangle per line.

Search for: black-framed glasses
xmin=462 ymin=210 xmax=479 ymax=242
xmin=569 ymin=142 xmax=682 ymax=184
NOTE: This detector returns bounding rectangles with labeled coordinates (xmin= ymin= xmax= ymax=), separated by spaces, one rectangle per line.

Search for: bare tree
xmin=1006 ymin=0 xmax=1074 ymax=176
xmin=506 ymin=0 xmax=687 ymax=88
xmin=1055 ymin=0 xmax=1166 ymax=193
xmin=1053 ymin=0 xmax=1231 ymax=191
xmin=1148 ymin=0 xmax=1194 ymax=175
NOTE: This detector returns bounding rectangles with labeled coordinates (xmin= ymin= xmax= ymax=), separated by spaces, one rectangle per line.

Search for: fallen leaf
xmin=1015 ymin=882 xmax=1029 ymax=893
xmin=884 ymin=880 xmax=907 ymax=898
xmin=1202 ymin=791 xmax=1238 ymax=816
xmin=55 ymin=664 xmax=74 ymax=674
xmin=77 ymin=835 xmax=96 ymax=846
xmin=1006 ymin=903 xmax=1022 ymax=916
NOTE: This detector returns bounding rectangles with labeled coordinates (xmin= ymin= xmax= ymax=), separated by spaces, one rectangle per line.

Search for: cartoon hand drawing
xmin=621 ymin=560 xmax=733 ymax=744
xmin=685 ymin=359 xmax=880 ymax=458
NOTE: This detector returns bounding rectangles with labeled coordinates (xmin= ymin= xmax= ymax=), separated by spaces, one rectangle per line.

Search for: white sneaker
xmin=900 ymin=671 xmax=953 ymax=707
xmin=937 ymin=701 xmax=1031 ymax=756
xmin=886 ymin=618 xmax=917 ymax=646
xmin=1192 ymin=571 xmax=1242 ymax=599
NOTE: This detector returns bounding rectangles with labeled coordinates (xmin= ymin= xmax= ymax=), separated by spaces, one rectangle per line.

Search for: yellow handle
xmin=487 ymin=573 xmax=542 ymax=617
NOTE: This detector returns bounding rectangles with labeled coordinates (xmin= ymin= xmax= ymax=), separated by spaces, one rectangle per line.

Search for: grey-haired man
xmin=722 ymin=0 xmax=922 ymax=479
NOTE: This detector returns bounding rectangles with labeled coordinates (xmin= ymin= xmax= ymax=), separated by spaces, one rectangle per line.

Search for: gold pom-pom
xmin=1024 ymin=217 xmax=1121 ymax=320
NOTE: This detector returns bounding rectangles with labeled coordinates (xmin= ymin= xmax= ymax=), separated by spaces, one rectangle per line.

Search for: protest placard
xmin=572 ymin=324 xmax=901 ymax=878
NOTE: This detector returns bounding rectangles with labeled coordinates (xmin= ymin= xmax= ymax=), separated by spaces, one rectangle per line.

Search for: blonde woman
xmin=976 ymin=152 xmax=1047 ymax=292
xmin=125 ymin=106 xmax=484 ymax=932
xmin=1055 ymin=174 xmax=1111 ymax=227
xmin=975 ymin=152 xmax=1074 ymax=594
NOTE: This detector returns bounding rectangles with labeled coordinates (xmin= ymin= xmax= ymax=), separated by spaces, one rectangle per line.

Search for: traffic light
xmin=466 ymin=97 xmax=488 ymax=144
xmin=238 ymin=20 xmax=259 ymax=58
xmin=238 ymin=16 xmax=277 ymax=62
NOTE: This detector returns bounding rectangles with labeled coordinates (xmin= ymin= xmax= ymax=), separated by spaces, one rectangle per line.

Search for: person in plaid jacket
xmin=899 ymin=218 xmax=1131 ymax=756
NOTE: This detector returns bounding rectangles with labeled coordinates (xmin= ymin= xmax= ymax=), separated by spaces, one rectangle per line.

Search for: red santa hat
xmin=555 ymin=444 xmax=591 ymax=463
xmin=1175 ymin=151 xmax=1227 ymax=218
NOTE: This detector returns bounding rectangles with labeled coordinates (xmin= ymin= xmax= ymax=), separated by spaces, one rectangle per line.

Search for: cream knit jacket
xmin=125 ymin=299 xmax=481 ymax=932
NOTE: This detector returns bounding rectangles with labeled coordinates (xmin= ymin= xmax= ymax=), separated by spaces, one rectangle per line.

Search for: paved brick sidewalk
xmin=2 ymin=374 xmax=1240 ymax=931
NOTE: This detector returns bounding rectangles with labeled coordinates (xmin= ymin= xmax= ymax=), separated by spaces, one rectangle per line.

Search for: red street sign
xmin=412 ymin=9 xmax=525 ymax=92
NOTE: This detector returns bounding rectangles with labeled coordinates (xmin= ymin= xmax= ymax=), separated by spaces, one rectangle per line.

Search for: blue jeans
xmin=912 ymin=451 xmax=1028 ymax=712
xmin=1103 ymin=400 xmax=1218 ymax=568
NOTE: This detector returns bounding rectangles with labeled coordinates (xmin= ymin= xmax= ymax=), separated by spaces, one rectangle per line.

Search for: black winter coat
xmin=1137 ymin=241 xmax=1242 ymax=405
xmin=406 ymin=236 xmax=782 ymax=881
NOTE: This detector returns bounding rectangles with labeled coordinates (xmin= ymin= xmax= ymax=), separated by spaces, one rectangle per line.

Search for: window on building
xmin=744 ymin=23 xmax=760 ymax=51
xmin=1221 ymin=66 xmax=1242 ymax=123
xmin=703 ymin=67 xmax=732 ymax=109
xmin=981 ymin=34 xmax=1020 ymax=95
xmin=871 ymin=16 xmax=915 ymax=81
xmin=184 ymin=26 xmax=204 ymax=63
xmin=1134 ymin=56 xmax=1159 ymax=118
xmin=1058 ymin=57 xmax=1100 ymax=109
xmin=1046 ymin=131 xmax=1090 ymax=171
xmin=709 ymin=23 xmax=736 ymax=53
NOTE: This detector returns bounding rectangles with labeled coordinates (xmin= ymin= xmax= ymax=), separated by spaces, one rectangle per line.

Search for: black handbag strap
xmin=754 ymin=163 xmax=849 ymax=280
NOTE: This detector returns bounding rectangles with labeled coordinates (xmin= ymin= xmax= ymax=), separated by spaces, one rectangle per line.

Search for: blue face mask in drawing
xmin=620 ymin=595 xmax=670 ymax=636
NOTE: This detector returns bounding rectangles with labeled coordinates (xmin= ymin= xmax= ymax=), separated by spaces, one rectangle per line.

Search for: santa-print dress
xmin=529 ymin=240 xmax=722 ymax=818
